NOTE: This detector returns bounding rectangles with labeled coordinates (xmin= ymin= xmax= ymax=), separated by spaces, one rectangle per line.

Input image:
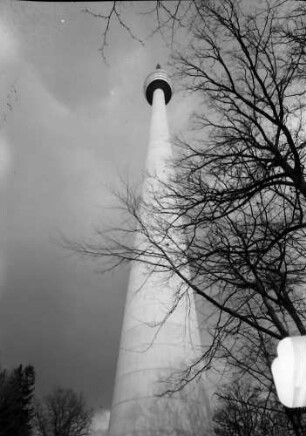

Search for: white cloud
xmin=0 ymin=134 xmax=11 ymax=183
xmin=0 ymin=253 xmax=6 ymax=299
xmin=0 ymin=16 xmax=20 ymax=132
xmin=90 ymin=409 xmax=110 ymax=436
xmin=0 ymin=19 xmax=17 ymax=302
xmin=0 ymin=19 xmax=18 ymax=65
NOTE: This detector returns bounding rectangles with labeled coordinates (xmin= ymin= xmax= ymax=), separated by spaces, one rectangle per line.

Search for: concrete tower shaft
xmin=108 ymin=67 xmax=210 ymax=436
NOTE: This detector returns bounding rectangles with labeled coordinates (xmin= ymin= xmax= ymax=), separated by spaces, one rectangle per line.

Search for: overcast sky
xmin=0 ymin=1 xmax=196 ymax=431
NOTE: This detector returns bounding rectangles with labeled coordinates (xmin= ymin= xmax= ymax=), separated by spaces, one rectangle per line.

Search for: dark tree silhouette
xmin=0 ymin=364 xmax=35 ymax=436
xmin=213 ymin=377 xmax=302 ymax=436
xmin=34 ymin=387 xmax=93 ymax=436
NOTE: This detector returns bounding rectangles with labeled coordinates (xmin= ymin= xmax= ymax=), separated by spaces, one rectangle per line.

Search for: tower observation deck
xmin=144 ymin=64 xmax=172 ymax=105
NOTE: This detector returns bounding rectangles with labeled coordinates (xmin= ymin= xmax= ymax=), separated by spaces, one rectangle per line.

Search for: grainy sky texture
xmin=0 ymin=0 xmax=195 ymax=426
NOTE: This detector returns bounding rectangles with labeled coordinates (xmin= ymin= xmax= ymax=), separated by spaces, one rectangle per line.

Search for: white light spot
xmin=60 ymin=18 xmax=66 ymax=24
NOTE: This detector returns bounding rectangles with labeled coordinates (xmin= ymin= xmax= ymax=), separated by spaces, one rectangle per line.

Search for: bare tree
xmin=79 ymin=0 xmax=306 ymax=362
xmin=83 ymin=1 xmax=204 ymax=61
xmin=73 ymin=0 xmax=306 ymax=433
xmin=213 ymin=376 xmax=301 ymax=436
xmin=34 ymin=388 xmax=93 ymax=436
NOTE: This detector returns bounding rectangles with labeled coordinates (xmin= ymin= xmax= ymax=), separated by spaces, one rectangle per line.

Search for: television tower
xmin=108 ymin=66 xmax=210 ymax=436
